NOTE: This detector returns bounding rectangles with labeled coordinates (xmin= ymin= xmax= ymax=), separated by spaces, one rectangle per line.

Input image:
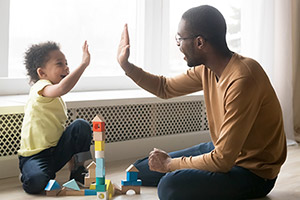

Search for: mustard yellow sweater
xmin=125 ymin=53 xmax=286 ymax=179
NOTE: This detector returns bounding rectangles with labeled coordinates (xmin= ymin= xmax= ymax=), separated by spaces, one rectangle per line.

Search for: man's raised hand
xmin=117 ymin=24 xmax=131 ymax=70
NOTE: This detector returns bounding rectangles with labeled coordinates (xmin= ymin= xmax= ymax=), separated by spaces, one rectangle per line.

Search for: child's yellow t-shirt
xmin=18 ymin=79 xmax=67 ymax=157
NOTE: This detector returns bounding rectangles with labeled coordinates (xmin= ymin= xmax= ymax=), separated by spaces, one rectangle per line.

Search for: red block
xmin=93 ymin=121 xmax=105 ymax=132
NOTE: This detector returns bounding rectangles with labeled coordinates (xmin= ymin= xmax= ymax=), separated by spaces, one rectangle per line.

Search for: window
xmin=8 ymin=0 xmax=138 ymax=77
xmin=0 ymin=0 xmax=241 ymax=95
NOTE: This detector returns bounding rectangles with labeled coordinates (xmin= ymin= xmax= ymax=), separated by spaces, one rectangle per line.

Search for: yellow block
xmin=105 ymin=179 xmax=113 ymax=200
xmin=89 ymin=183 xmax=96 ymax=190
xmin=95 ymin=141 xmax=105 ymax=151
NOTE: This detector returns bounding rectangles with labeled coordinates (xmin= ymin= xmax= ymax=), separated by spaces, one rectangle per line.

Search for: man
xmin=117 ymin=5 xmax=286 ymax=200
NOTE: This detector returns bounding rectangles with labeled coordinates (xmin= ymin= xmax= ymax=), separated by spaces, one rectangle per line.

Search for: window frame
xmin=0 ymin=0 xmax=9 ymax=78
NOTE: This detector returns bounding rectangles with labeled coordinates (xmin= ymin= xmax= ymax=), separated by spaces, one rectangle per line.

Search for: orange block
xmin=92 ymin=115 xmax=105 ymax=132
xmin=93 ymin=121 xmax=105 ymax=132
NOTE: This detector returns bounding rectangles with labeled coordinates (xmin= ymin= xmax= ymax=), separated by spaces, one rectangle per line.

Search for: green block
xmin=96 ymin=177 xmax=105 ymax=185
xmin=96 ymin=184 xmax=106 ymax=192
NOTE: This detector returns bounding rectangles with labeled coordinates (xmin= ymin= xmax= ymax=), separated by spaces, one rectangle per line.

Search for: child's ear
xmin=37 ymin=67 xmax=46 ymax=79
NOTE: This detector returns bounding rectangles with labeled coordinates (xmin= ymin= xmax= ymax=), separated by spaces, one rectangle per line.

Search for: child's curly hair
xmin=24 ymin=41 xmax=60 ymax=84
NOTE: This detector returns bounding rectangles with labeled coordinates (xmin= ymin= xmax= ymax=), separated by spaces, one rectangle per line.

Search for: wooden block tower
xmin=92 ymin=114 xmax=107 ymax=200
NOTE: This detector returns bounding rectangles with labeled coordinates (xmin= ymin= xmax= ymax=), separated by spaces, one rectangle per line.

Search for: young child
xmin=18 ymin=41 xmax=92 ymax=194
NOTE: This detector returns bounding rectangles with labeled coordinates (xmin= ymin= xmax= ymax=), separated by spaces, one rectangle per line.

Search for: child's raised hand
xmin=81 ymin=40 xmax=90 ymax=67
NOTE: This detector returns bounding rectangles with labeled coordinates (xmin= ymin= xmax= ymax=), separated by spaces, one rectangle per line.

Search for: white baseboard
xmin=0 ymin=131 xmax=210 ymax=179
xmin=0 ymin=155 xmax=19 ymax=179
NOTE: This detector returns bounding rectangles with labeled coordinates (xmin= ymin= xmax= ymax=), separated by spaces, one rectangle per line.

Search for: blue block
xmin=126 ymin=171 xmax=138 ymax=181
xmin=96 ymin=158 xmax=105 ymax=177
xmin=45 ymin=180 xmax=60 ymax=191
xmin=121 ymin=180 xmax=142 ymax=186
xmin=96 ymin=158 xmax=105 ymax=168
xmin=84 ymin=189 xmax=97 ymax=195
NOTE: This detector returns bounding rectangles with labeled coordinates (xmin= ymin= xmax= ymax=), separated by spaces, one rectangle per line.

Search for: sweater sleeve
xmin=169 ymin=76 xmax=262 ymax=172
xmin=125 ymin=63 xmax=203 ymax=99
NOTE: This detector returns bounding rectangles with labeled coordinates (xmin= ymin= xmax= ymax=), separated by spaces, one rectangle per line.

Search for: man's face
xmin=176 ymin=19 xmax=205 ymax=67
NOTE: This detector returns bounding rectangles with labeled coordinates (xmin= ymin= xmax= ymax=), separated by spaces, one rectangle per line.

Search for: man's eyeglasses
xmin=175 ymin=34 xmax=206 ymax=44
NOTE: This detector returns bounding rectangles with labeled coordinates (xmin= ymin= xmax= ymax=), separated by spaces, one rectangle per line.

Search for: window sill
xmin=0 ymin=89 xmax=204 ymax=114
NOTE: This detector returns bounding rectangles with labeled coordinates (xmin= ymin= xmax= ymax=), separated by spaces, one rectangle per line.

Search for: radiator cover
xmin=0 ymin=99 xmax=208 ymax=158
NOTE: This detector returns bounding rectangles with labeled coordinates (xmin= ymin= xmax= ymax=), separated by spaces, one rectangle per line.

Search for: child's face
xmin=39 ymin=50 xmax=69 ymax=84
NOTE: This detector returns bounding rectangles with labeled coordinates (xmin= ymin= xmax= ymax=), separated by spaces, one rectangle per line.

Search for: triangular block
xmin=45 ymin=179 xmax=60 ymax=191
xmin=87 ymin=161 xmax=96 ymax=169
xmin=63 ymin=179 xmax=80 ymax=191
xmin=126 ymin=164 xmax=139 ymax=172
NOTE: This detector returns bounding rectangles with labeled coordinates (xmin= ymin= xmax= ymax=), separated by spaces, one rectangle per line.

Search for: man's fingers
xmin=148 ymin=156 xmax=155 ymax=171
xmin=120 ymin=24 xmax=129 ymax=45
xmin=124 ymin=24 xmax=129 ymax=45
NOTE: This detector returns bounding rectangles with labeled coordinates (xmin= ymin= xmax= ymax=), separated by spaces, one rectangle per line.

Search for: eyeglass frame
xmin=175 ymin=34 xmax=207 ymax=44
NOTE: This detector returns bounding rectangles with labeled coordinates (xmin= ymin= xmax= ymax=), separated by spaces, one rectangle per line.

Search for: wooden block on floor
xmin=65 ymin=190 xmax=85 ymax=196
xmin=44 ymin=179 xmax=60 ymax=191
xmin=57 ymin=187 xmax=85 ymax=196
xmin=126 ymin=171 xmax=138 ymax=181
xmin=85 ymin=177 xmax=96 ymax=187
xmin=46 ymin=190 xmax=60 ymax=196
xmin=96 ymin=177 xmax=105 ymax=185
xmin=126 ymin=164 xmax=139 ymax=172
xmin=86 ymin=161 xmax=96 ymax=178
xmin=97 ymin=191 xmax=108 ymax=200
xmin=121 ymin=180 xmax=142 ymax=186
xmin=63 ymin=179 xmax=80 ymax=191
xmin=90 ymin=183 xmax=96 ymax=190
xmin=121 ymin=185 xmax=141 ymax=194
xmin=96 ymin=184 xmax=107 ymax=192
xmin=84 ymin=189 xmax=97 ymax=196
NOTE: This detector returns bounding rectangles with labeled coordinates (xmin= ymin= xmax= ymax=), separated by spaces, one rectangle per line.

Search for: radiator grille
xmin=0 ymin=100 xmax=208 ymax=157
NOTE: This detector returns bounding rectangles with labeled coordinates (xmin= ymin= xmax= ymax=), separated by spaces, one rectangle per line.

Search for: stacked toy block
xmin=84 ymin=161 xmax=96 ymax=187
xmin=45 ymin=179 xmax=61 ymax=196
xmin=121 ymin=164 xmax=142 ymax=194
xmin=45 ymin=179 xmax=96 ymax=196
xmin=92 ymin=114 xmax=108 ymax=200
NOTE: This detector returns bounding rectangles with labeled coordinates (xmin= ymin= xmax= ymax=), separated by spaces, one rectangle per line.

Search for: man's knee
xmin=22 ymin=173 xmax=49 ymax=194
xmin=158 ymin=172 xmax=180 ymax=200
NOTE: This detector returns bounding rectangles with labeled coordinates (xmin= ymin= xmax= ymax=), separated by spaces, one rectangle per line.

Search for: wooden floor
xmin=0 ymin=145 xmax=299 ymax=200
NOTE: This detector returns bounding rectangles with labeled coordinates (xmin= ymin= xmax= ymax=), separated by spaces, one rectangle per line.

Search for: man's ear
xmin=37 ymin=67 xmax=46 ymax=79
xmin=196 ymin=36 xmax=206 ymax=49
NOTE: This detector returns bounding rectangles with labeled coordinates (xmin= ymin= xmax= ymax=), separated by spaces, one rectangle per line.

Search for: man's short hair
xmin=182 ymin=5 xmax=228 ymax=51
